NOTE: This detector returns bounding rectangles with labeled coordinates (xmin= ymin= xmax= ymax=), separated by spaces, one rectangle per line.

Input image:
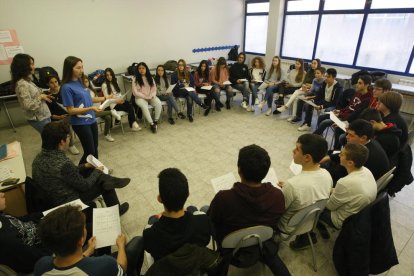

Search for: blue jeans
xmin=264 ymin=84 xmax=279 ymax=108
xmin=158 ymin=94 xmax=179 ymax=118
xmin=213 ymin=84 xmax=233 ymax=102
xmin=249 ymin=83 xmax=260 ymax=105
xmin=174 ymin=89 xmax=202 ymax=116
xmin=27 ymin=117 xmax=51 ymax=134
xmin=232 ymin=82 xmax=250 ymax=103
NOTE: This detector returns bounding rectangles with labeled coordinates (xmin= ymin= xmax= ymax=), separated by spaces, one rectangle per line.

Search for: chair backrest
xmin=287 ymin=199 xmax=328 ymax=236
xmin=221 ymin=225 xmax=273 ymax=255
xmin=376 ymin=166 xmax=396 ymax=192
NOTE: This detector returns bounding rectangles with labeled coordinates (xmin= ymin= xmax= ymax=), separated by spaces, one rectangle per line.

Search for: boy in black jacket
xmin=229 ymin=53 xmax=251 ymax=109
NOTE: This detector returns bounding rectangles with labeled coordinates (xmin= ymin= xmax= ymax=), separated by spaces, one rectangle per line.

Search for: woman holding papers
xmin=248 ymin=56 xmax=267 ymax=112
xmin=82 ymin=75 xmax=116 ymax=142
xmin=210 ymin=57 xmax=233 ymax=110
xmin=60 ymin=56 xmax=105 ymax=164
xmin=154 ymin=65 xmax=185 ymax=125
xmin=11 ymin=53 xmax=51 ymax=134
xmin=171 ymin=59 xmax=208 ymax=122
xmin=194 ymin=60 xmax=222 ymax=116
xmin=132 ymin=62 xmax=162 ymax=133
xmin=101 ymin=68 xmax=141 ymax=131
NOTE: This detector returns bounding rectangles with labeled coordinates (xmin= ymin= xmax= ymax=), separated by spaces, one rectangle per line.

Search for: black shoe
xmin=200 ymin=103 xmax=208 ymax=110
xmin=218 ymin=102 xmax=224 ymax=108
xmin=119 ymin=202 xmax=129 ymax=216
xmin=103 ymin=177 xmax=130 ymax=190
xmin=291 ymin=117 xmax=301 ymax=123
xmin=188 ymin=115 xmax=194 ymax=122
xmin=178 ymin=112 xmax=186 ymax=119
xmin=289 ymin=233 xmax=317 ymax=251
xmin=225 ymin=101 xmax=230 ymax=110
xmin=150 ymin=123 xmax=157 ymax=133
xmin=317 ymin=222 xmax=331 ymax=239
xmin=215 ymin=105 xmax=221 ymax=112
xmin=114 ymin=119 xmax=120 ymax=125
xmin=168 ymin=118 xmax=175 ymax=125
xmin=204 ymin=107 xmax=211 ymax=116
xmin=273 ymin=109 xmax=281 ymax=115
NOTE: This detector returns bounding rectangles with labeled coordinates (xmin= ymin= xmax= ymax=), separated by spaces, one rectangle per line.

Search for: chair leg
xmin=119 ymin=117 xmax=125 ymax=135
xmin=307 ymin=232 xmax=317 ymax=272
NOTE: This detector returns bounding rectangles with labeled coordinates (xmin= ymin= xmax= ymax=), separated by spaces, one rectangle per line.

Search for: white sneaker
xmin=298 ymin=124 xmax=311 ymax=131
xmin=258 ymin=101 xmax=265 ymax=109
xmin=265 ymin=109 xmax=272 ymax=116
xmin=246 ymin=106 xmax=254 ymax=112
xmin=110 ymin=109 xmax=122 ymax=121
xmin=254 ymin=98 xmax=260 ymax=105
xmin=131 ymin=121 xmax=142 ymax=131
xmin=69 ymin=145 xmax=80 ymax=155
xmin=277 ymin=105 xmax=288 ymax=112
xmin=105 ymin=134 xmax=115 ymax=142
xmin=241 ymin=101 xmax=248 ymax=109
xmin=287 ymin=116 xmax=295 ymax=122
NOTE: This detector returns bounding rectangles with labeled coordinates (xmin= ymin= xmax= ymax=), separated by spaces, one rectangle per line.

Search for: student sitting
xmin=319 ymin=143 xmax=377 ymax=230
xmin=194 ymin=60 xmax=222 ymax=116
xmin=210 ymin=57 xmax=233 ymax=110
xmin=207 ymin=145 xmax=289 ymax=276
xmin=132 ymin=62 xmax=162 ymax=133
xmin=154 ymin=65 xmax=185 ymax=124
xmin=248 ymin=56 xmax=266 ymax=111
xmin=45 ymin=75 xmax=80 ymax=153
xmin=32 ymin=120 xmax=130 ymax=215
xmin=297 ymin=68 xmax=343 ymax=131
xmin=277 ymin=134 xmax=333 ymax=250
xmin=35 ymin=205 xmax=144 ymax=276
xmin=102 ymin=67 xmax=141 ymax=131
xmin=0 ymin=192 xmax=50 ymax=274
xmin=360 ymin=109 xmax=401 ymax=163
xmin=259 ymin=56 xmax=286 ymax=115
xmin=229 ymin=53 xmax=251 ymax=110
xmin=171 ymin=59 xmax=208 ymax=122
xmin=302 ymin=59 xmax=321 ymax=85
xmin=274 ymin=59 xmax=305 ymax=108
xmin=143 ymin=168 xmax=212 ymax=263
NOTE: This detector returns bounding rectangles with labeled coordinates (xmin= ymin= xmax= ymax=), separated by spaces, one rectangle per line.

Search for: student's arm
xmin=326 ymin=179 xmax=350 ymax=211
xmin=210 ymin=68 xmax=220 ymax=85
xmin=15 ymin=81 xmax=52 ymax=111
xmin=101 ymin=83 xmax=109 ymax=97
xmin=115 ymin=234 xmax=128 ymax=271
xmin=245 ymin=65 xmax=251 ymax=82
xmin=149 ymin=79 xmax=157 ymax=98
xmin=281 ymin=181 xmax=295 ymax=211
xmin=229 ymin=66 xmax=237 ymax=84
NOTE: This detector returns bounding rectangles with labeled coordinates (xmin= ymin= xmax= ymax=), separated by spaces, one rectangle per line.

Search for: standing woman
xmin=11 ymin=53 xmax=52 ymax=133
xmin=132 ymin=62 xmax=162 ymax=133
xmin=171 ymin=59 xmax=208 ymax=122
xmin=154 ymin=65 xmax=185 ymax=124
xmin=249 ymin=56 xmax=266 ymax=112
xmin=210 ymin=57 xmax=232 ymax=110
xmin=101 ymin=68 xmax=141 ymax=131
xmin=60 ymin=56 xmax=104 ymax=164
xmin=194 ymin=60 xmax=221 ymax=116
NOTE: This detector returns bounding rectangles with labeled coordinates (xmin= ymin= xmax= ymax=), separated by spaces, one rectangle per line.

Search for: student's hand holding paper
xmin=116 ymin=233 xmax=127 ymax=248
xmin=277 ymin=181 xmax=285 ymax=188
xmin=95 ymin=166 xmax=105 ymax=172
xmin=83 ymin=236 xmax=96 ymax=257
xmin=91 ymin=106 xmax=102 ymax=113
xmin=85 ymin=162 xmax=95 ymax=169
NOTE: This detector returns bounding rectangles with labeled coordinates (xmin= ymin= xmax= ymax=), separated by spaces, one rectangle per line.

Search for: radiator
xmin=397 ymin=79 xmax=414 ymax=115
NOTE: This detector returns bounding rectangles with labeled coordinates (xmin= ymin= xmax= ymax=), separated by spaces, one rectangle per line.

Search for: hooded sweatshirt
xmin=338 ymin=89 xmax=373 ymax=120
xmin=375 ymin=123 xmax=402 ymax=162
xmin=208 ymin=182 xmax=285 ymax=243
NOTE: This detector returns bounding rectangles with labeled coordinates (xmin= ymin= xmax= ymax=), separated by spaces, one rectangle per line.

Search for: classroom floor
xmin=1 ymin=97 xmax=414 ymax=276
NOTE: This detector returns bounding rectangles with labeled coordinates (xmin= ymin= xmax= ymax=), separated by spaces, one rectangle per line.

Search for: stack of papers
xmin=86 ymin=155 xmax=109 ymax=174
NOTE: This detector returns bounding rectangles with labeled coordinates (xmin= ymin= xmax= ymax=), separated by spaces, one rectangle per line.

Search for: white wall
xmin=0 ymin=0 xmax=244 ymax=128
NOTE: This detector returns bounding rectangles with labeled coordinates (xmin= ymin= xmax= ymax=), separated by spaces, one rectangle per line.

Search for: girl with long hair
xmin=11 ymin=53 xmax=52 ymax=133
xmin=210 ymin=57 xmax=232 ymax=110
xmin=248 ymin=56 xmax=267 ymax=112
xmin=194 ymin=60 xmax=222 ymax=116
xmin=132 ymin=62 xmax=162 ymax=133
xmin=171 ymin=59 xmax=208 ymax=122
xmin=275 ymin=58 xmax=305 ymax=108
xmin=101 ymin=67 xmax=140 ymax=131
xmin=154 ymin=65 xmax=185 ymax=124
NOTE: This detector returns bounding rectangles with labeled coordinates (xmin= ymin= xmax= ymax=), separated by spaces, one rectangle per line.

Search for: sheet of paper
xmin=93 ymin=205 xmax=121 ymax=249
xmin=99 ymin=98 xmax=118 ymax=110
xmin=238 ymin=79 xmax=248 ymax=82
xmin=302 ymin=99 xmax=318 ymax=108
xmin=258 ymin=82 xmax=268 ymax=90
xmin=42 ymin=199 xmax=89 ymax=216
xmin=262 ymin=167 xmax=280 ymax=188
xmin=5 ymin=46 xmax=24 ymax=58
xmin=0 ymin=30 xmax=12 ymax=43
xmin=211 ymin=172 xmax=237 ymax=194
xmin=166 ymin=83 xmax=176 ymax=93
xmin=289 ymin=160 xmax=302 ymax=175
xmin=329 ymin=112 xmax=348 ymax=132
xmin=0 ymin=166 xmax=11 ymax=182
xmin=86 ymin=154 xmax=109 ymax=174
xmin=201 ymin=85 xmax=213 ymax=90
xmin=184 ymin=87 xmax=195 ymax=92
xmin=223 ymin=81 xmax=232 ymax=85
xmin=0 ymin=45 xmax=7 ymax=61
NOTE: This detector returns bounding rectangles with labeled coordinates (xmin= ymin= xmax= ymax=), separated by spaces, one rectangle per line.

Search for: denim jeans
xmin=232 ymin=82 xmax=250 ymax=103
xmin=313 ymin=114 xmax=333 ymax=135
xmin=264 ymin=84 xmax=279 ymax=108
xmin=213 ymin=84 xmax=233 ymax=102
xmin=27 ymin=117 xmax=51 ymax=134
xmin=158 ymin=94 xmax=179 ymax=118
xmin=249 ymin=83 xmax=260 ymax=105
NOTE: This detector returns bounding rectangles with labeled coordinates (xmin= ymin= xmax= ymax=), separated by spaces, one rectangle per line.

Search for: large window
xmin=281 ymin=0 xmax=414 ymax=76
xmin=244 ymin=1 xmax=269 ymax=55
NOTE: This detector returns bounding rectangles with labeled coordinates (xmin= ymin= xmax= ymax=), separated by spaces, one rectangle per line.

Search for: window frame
xmin=280 ymin=0 xmax=414 ymax=76
xmin=243 ymin=0 xmax=269 ymax=56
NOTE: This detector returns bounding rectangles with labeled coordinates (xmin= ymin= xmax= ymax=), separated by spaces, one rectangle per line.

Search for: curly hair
xmin=10 ymin=53 xmax=34 ymax=90
xmin=251 ymin=56 xmax=265 ymax=69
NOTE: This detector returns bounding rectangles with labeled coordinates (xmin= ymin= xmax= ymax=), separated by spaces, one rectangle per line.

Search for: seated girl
xmin=154 ymin=65 xmax=185 ymax=124
xmin=194 ymin=60 xmax=222 ymax=116
xmin=45 ymin=75 xmax=79 ymax=154
xmin=132 ymin=62 xmax=162 ymax=133
xmin=101 ymin=68 xmax=141 ymax=131
xmin=274 ymin=58 xmax=305 ymax=108
xmin=171 ymin=59 xmax=207 ymax=122
xmin=209 ymin=57 xmax=233 ymax=110
xmin=248 ymin=56 xmax=266 ymax=112
xmin=82 ymin=75 xmax=117 ymax=141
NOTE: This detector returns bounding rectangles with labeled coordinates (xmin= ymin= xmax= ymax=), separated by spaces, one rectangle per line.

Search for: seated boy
xmin=277 ymin=134 xmax=333 ymax=249
xmin=319 ymin=143 xmax=377 ymax=230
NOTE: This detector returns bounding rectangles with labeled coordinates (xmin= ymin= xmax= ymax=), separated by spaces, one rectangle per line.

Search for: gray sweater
xmin=32 ymin=149 xmax=101 ymax=206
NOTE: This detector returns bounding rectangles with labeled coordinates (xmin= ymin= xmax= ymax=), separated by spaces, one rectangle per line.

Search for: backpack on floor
xmin=88 ymin=69 xmax=105 ymax=87
xmin=127 ymin=62 xmax=139 ymax=76
xmin=36 ymin=66 xmax=59 ymax=89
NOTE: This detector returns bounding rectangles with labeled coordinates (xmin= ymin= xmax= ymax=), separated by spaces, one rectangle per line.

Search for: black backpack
xmin=36 ymin=66 xmax=59 ymax=89
xmin=0 ymin=80 xmax=13 ymax=96
xmin=351 ymin=70 xmax=370 ymax=85
xmin=228 ymin=45 xmax=239 ymax=61
xmin=164 ymin=60 xmax=178 ymax=72
xmin=127 ymin=62 xmax=139 ymax=76
xmin=88 ymin=69 xmax=105 ymax=87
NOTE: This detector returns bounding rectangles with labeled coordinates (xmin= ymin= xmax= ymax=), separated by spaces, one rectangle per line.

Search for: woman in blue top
xmin=60 ymin=56 xmax=105 ymax=164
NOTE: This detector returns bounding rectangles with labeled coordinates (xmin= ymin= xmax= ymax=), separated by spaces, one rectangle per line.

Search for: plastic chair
xmin=376 ymin=166 xmax=396 ymax=193
xmin=280 ymin=199 xmax=328 ymax=271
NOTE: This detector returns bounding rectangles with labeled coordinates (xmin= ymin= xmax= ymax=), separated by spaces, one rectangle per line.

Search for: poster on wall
xmin=0 ymin=29 xmax=24 ymax=65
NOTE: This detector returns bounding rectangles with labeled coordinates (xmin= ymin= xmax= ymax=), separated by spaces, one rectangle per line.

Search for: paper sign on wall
xmin=0 ymin=29 xmax=24 ymax=65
